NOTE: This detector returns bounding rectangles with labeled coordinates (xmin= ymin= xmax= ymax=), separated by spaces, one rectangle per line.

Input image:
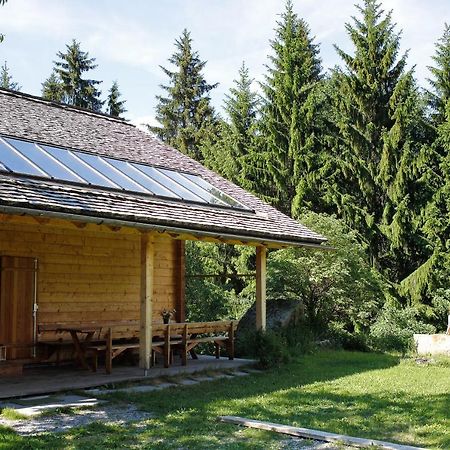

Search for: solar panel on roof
xmin=0 ymin=135 xmax=251 ymax=211
xmin=0 ymin=138 xmax=47 ymax=177
xmin=5 ymin=138 xmax=84 ymax=183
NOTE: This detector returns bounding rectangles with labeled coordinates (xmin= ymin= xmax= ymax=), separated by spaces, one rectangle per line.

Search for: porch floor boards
xmin=0 ymin=355 xmax=255 ymax=400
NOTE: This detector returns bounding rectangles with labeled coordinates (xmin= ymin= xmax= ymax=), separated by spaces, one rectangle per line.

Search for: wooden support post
xmin=255 ymin=246 xmax=267 ymax=331
xmin=139 ymin=233 xmax=154 ymax=371
xmin=175 ymin=240 xmax=186 ymax=323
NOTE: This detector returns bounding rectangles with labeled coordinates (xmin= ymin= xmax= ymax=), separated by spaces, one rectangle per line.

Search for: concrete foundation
xmin=414 ymin=334 xmax=450 ymax=356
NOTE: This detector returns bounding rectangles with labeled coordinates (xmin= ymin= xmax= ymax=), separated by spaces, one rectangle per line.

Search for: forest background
xmin=1 ymin=0 xmax=449 ymax=352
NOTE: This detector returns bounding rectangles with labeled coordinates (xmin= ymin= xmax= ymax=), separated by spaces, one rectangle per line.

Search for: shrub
xmin=235 ymin=329 xmax=290 ymax=369
xmin=268 ymin=212 xmax=386 ymax=335
xmin=431 ymin=288 xmax=450 ymax=332
xmin=328 ymin=323 xmax=370 ymax=351
xmin=282 ymin=322 xmax=317 ymax=354
xmin=369 ymin=303 xmax=436 ymax=354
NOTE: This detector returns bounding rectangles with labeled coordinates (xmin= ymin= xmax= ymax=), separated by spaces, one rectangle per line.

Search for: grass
xmin=0 ymin=409 xmax=27 ymax=421
xmin=0 ymin=351 xmax=448 ymax=449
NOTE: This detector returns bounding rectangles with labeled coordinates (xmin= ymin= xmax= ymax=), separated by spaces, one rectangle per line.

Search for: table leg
xmin=70 ymin=330 xmax=92 ymax=370
xmin=105 ymin=327 xmax=112 ymax=374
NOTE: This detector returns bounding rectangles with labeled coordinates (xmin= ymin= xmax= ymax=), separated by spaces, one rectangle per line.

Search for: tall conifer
xmin=41 ymin=71 xmax=64 ymax=102
xmin=0 ymin=61 xmax=21 ymax=91
xmin=405 ymin=24 xmax=450 ymax=301
xmin=202 ymin=63 xmax=263 ymax=192
xmin=331 ymin=0 xmax=427 ymax=285
xmin=152 ymin=29 xmax=217 ymax=161
xmin=106 ymin=81 xmax=127 ymax=117
xmin=51 ymin=40 xmax=103 ymax=111
xmin=261 ymin=0 xmax=324 ymax=216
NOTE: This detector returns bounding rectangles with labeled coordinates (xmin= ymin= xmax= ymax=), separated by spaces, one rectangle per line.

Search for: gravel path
xmin=281 ymin=438 xmax=355 ymax=449
xmin=0 ymin=404 xmax=152 ymax=435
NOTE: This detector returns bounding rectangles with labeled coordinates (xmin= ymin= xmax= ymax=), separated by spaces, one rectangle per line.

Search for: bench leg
xmin=105 ymin=328 xmax=112 ymax=374
xmin=215 ymin=342 xmax=220 ymax=359
xmin=163 ymin=342 xmax=171 ymax=368
xmin=227 ymin=339 xmax=234 ymax=360
xmin=92 ymin=350 xmax=98 ymax=372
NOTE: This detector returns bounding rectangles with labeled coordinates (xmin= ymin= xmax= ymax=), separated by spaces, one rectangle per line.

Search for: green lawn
xmin=1 ymin=351 xmax=449 ymax=449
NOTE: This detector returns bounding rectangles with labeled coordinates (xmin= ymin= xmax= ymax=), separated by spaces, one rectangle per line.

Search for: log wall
xmin=0 ymin=215 xmax=180 ymax=341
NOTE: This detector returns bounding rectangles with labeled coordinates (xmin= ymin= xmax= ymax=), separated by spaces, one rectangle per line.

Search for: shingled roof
xmin=0 ymin=88 xmax=326 ymax=247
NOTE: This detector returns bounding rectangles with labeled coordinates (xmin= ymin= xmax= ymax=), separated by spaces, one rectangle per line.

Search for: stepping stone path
xmin=0 ymin=394 xmax=102 ymax=417
xmin=0 ymin=368 xmax=260 ymax=436
xmin=85 ymin=368 xmax=256 ymax=396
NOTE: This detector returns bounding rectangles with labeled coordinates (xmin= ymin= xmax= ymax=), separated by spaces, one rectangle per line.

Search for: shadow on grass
xmin=2 ymin=351 xmax=428 ymax=450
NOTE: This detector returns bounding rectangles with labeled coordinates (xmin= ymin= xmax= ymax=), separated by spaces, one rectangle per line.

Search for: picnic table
xmin=38 ymin=320 xmax=238 ymax=373
xmin=38 ymin=320 xmax=140 ymax=374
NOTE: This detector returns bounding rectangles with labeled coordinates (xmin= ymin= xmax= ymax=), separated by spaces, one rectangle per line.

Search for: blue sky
xmin=0 ymin=0 xmax=448 ymax=128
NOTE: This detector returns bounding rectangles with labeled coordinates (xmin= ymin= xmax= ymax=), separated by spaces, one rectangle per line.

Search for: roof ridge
xmin=0 ymin=87 xmax=134 ymax=126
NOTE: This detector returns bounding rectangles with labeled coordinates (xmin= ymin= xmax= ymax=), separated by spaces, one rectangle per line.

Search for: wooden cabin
xmin=0 ymin=88 xmax=326 ymax=376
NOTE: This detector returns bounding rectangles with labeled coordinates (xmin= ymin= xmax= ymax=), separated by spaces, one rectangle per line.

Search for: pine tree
xmin=202 ymin=62 xmax=263 ymax=192
xmin=151 ymin=29 xmax=218 ymax=161
xmin=41 ymin=71 xmax=64 ymax=102
xmin=331 ymin=0 xmax=428 ymax=285
xmin=106 ymin=81 xmax=127 ymax=117
xmin=428 ymin=24 xmax=450 ymax=124
xmin=261 ymin=0 xmax=324 ymax=216
xmin=0 ymin=61 xmax=21 ymax=91
xmin=52 ymin=39 xmax=103 ymax=111
xmin=404 ymin=24 xmax=450 ymax=302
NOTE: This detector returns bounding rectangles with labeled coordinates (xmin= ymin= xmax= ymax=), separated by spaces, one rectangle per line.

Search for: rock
xmin=236 ymin=298 xmax=303 ymax=338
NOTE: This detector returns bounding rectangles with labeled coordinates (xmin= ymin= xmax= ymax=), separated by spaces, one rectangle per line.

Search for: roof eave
xmin=0 ymin=205 xmax=330 ymax=250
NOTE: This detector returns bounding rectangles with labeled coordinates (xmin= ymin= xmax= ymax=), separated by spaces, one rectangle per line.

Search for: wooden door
xmin=0 ymin=256 xmax=36 ymax=360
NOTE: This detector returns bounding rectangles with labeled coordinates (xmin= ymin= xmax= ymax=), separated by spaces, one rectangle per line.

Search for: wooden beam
xmin=175 ymin=240 xmax=186 ymax=323
xmin=255 ymin=246 xmax=267 ymax=331
xmin=107 ymin=225 xmax=122 ymax=232
xmin=219 ymin=416 xmax=424 ymax=450
xmin=71 ymin=221 xmax=87 ymax=229
xmin=33 ymin=216 xmax=50 ymax=225
xmin=139 ymin=232 xmax=154 ymax=371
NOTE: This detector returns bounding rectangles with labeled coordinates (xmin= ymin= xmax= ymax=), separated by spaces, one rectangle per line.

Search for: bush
xmin=431 ymin=289 xmax=450 ymax=332
xmin=282 ymin=322 xmax=317 ymax=354
xmin=235 ymin=329 xmax=291 ymax=369
xmin=328 ymin=324 xmax=370 ymax=351
xmin=369 ymin=303 xmax=436 ymax=354
xmin=268 ymin=212 xmax=386 ymax=335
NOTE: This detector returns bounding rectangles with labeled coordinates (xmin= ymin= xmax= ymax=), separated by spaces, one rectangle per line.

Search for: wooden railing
xmin=151 ymin=320 xmax=237 ymax=368
xmin=36 ymin=320 xmax=238 ymax=373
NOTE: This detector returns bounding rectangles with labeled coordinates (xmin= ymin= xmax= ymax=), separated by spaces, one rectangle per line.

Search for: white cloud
xmin=1 ymin=0 xmax=448 ymax=119
xmin=129 ymin=114 xmax=160 ymax=131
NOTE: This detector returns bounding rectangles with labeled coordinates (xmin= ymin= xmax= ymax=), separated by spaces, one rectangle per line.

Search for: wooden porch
xmin=0 ymin=214 xmax=267 ymax=380
xmin=0 ymin=355 xmax=255 ymax=400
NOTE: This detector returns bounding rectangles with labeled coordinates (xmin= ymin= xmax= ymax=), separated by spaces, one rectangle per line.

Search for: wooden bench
xmin=151 ymin=321 xmax=237 ymax=368
xmin=86 ymin=337 xmax=140 ymax=373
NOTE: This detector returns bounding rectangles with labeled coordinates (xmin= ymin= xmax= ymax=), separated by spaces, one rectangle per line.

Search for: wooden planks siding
xmin=0 ymin=256 xmax=36 ymax=359
xmin=0 ymin=215 xmax=180 ymax=341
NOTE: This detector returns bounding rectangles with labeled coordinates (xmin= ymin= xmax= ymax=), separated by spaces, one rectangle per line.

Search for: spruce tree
xmin=52 ymin=39 xmax=103 ymax=111
xmin=405 ymin=24 xmax=450 ymax=302
xmin=151 ymin=29 xmax=217 ymax=161
xmin=330 ymin=0 xmax=429 ymax=286
xmin=0 ymin=61 xmax=21 ymax=91
xmin=202 ymin=63 xmax=263 ymax=192
xmin=261 ymin=0 xmax=324 ymax=216
xmin=41 ymin=71 xmax=64 ymax=102
xmin=428 ymin=24 xmax=450 ymax=124
xmin=106 ymin=81 xmax=127 ymax=117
